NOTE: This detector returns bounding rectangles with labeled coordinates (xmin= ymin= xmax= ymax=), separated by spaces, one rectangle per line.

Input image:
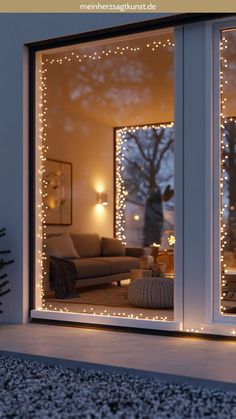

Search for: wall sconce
xmin=97 ymin=192 xmax=108 ymax=206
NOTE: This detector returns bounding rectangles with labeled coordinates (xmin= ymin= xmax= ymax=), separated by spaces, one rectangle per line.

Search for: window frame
xmin=211 ymin=19 xmax=236 ymax=324
xmin=28 ymin=20 xmax=184 ymax=332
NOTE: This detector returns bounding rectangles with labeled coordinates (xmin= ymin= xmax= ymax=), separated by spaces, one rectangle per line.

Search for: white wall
xmin=43 ymin=29 xmax=174 ymax=239
xmin=0 ymin=12 xmax=162 ymax=323
xmin=46 ymin=112 xmax=114 ymax=237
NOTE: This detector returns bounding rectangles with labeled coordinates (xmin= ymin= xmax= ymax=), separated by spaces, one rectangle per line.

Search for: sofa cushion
xmin=125 ymin=247 xmax=144 ymax=258
xmin=95 ymin=256 xmax=140 ymax=274
xmin=70 ymin=234 xmax=102 ymax=258
xmin=46 ymin=233 xmax=79 ymax=259
xmin=71 ymin=258 xmax=111 ymax=279
xmin=102 ymin=237 xmax=125 ymax=256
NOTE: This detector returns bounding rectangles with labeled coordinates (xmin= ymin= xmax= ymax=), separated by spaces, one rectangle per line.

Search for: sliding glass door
xmin=31 ymin=25 xmax=183 ymax=330
xmin=215 ymin=22 xmax=236 ymax=322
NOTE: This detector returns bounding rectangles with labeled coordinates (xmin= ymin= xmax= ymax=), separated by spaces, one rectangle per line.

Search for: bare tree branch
xmin=124 ymin=157 xmax=149 ymax=181
xmin=155 ymin=137 xmax=174 ymax=175
xmin=151 ymin=127 xmax=164 ymax=161
xmin=127 ymin=179 xmax=148 ymax=199
xmin=126 ymin=133 xmax=150 ymax=162
xmin=126 ymin=198 xmax=145 ymax=207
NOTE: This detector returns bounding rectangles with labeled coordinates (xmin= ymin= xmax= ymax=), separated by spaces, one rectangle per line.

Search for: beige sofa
xmin=46 ymin=233 xmax=143 ymax=290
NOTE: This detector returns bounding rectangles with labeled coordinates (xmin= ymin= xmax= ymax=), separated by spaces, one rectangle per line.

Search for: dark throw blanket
xmin=49 ymin=256 xmax=78 ymax=299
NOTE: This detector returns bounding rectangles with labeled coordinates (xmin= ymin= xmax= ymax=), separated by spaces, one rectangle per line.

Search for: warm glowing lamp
xmin=97 ymin=192 xmax=108 ymax=206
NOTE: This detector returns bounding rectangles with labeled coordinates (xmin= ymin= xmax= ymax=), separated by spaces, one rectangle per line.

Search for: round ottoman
xmin=128 ymin=277 xmax=173 ymax=309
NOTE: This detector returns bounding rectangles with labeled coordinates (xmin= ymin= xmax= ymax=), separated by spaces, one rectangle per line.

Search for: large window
xmin=29 ymin=17 xmax=236 ymax=335
xmin=33 ymin=27 xmax=177 ymax=327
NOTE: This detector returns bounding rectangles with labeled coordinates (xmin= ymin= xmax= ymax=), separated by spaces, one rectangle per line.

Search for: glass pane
xmin=115 ymin=123 xmax=174 ymax=249
xmin=220 ymin=28 xmax=236 ymax=315
xmin=34 ymin=28 xmax=175 ymax=322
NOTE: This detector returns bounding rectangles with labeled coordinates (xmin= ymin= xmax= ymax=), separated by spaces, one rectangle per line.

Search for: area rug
xmin=47 ymin=283 xmax=132 ymax=308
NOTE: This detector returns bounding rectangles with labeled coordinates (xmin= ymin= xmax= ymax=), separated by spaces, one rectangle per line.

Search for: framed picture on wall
xmin=43 ymin=159 xmax=72 ymax=225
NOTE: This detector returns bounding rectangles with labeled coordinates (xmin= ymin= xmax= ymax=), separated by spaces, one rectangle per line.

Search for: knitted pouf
xmin=128 ymin=277 xmax=173 ymax=309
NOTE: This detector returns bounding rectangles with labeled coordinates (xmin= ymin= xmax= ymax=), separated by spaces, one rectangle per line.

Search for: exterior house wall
xmin=1 ymin=12 xmax=236 ymax=333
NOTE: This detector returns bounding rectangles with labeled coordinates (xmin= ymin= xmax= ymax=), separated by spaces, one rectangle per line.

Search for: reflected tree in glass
xmin=116 ymin=124 xmax=174 ymax=247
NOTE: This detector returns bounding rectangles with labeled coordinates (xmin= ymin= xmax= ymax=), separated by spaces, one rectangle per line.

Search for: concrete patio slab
xmin=0 ymin=323 xmax=236 ymax=391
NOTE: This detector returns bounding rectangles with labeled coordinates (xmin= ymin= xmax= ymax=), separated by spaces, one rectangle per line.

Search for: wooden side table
xmin=156 ymin=250 xmax=174 ymax=276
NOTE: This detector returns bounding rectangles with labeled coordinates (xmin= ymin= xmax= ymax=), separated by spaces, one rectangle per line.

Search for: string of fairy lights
xmin=220 ymin=33 xmax=236 ymax=314
xmin=36 ymin=38 xmax=175 ymax=321
xmin=115 ymin=123 xmax=174 ymax=245
xmin=115 ymin=130 xmax=127 ymax=244
xmin=37 ymin=65 xmax=49 ymax=311
xmin=43 ymin=304 xmax=170 ymax=321
xmin=43 ymin=39 xmax=175 ymax=65
xmin=35 ymin=32 xmax=236 ymax=335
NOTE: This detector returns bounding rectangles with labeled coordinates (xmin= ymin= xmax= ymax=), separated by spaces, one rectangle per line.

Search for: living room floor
xmin=44 ymin=300 xmax=173 ymax=320
xmin=44 ymin=280 xmax=174 ymax=321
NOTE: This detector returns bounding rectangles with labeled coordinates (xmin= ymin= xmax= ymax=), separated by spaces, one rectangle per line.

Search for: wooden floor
xmin=44 ymin=300 xmax=174 ymax=321
xmin=44 ymin=280 xmax=174 ymax=321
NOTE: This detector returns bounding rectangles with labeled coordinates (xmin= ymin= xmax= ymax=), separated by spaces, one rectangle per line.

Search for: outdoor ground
xmin=0 ymin=356 xmax=236 ymax=418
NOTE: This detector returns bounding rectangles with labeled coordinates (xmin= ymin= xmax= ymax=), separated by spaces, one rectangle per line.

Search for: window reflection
xmin=115 ymin=123 xmax=174 ymax=248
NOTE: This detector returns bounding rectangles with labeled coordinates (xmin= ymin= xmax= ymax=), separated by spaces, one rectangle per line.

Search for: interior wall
xmin=43 ymin=31 xmax=174 ymax=239
xmin=45 ymin=111 xmax=114 ymax=237
xmin=43 ymin=32 xmax=174 ymax=128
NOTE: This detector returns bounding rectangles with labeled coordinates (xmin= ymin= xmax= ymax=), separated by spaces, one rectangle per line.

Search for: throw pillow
xmin=102 ymin=237 xmax=125 ymax=257
xmin=46 ymin=232 xmax=79 ymax=259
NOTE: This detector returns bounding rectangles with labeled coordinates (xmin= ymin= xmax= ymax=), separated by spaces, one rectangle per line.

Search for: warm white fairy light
xmin=44 ymin=39 xmax=175 ymax=66
xmin=115 ymin=129 xmax=127 ymax=244
xmin=37 ymin=41 xmax=175 ymax=322
xmin=220 ymin=37 xmax=227 ymax=313
xmin=34 ymin=37 xmax=236 ymax=336
xmin=115 ymin=123 xmax=174 ymax=245
xmin=43 ymin=303 xmax=171 ymax=321
xmin=220 ymin=36 xmax=227 ymax=313
xmin=219 ymin=34 xmax=236 ymax=314
xmin=36 ymin=60 xmax=49 ymax=311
